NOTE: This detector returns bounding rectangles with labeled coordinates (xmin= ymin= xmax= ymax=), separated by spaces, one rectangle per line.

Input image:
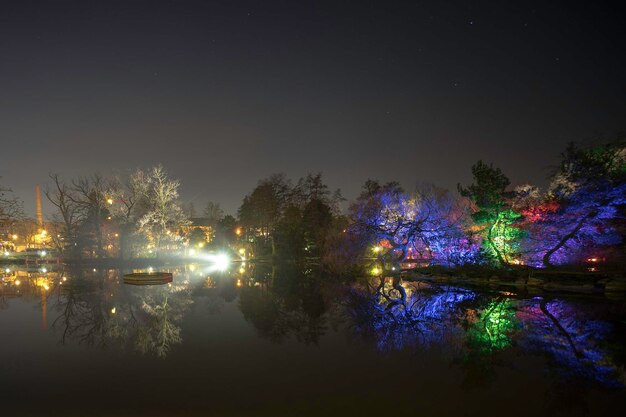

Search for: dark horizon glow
xmin=1 ymin=0 xmax=625 ymax=217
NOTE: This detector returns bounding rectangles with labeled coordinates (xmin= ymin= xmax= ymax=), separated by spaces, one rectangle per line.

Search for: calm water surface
xmin=1 ymin=263 xmax=625 ymax=417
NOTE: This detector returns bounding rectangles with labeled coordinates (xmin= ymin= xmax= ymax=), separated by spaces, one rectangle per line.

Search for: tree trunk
xmin=542 ymin=210 xmax=596 ymax=268
xmin=488 ymin=221 xmax=507 ymax=267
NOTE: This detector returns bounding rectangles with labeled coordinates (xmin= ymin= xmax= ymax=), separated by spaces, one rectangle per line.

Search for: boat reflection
xmin=1 ymin=263 xmax=625 ymax=389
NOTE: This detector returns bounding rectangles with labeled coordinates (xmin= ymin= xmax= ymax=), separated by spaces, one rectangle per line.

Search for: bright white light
xmin=40 ymin=250 xmax=47 ymax=257
xmin=3 ymin=251 xmax=9 ymax=256
xmin=214 ymin=253 xmax=230 ymax=271
xmin=205 ymin=253 xmax=230 ymax=272
xmin=41 ymin=267 xmax=48 ymax=273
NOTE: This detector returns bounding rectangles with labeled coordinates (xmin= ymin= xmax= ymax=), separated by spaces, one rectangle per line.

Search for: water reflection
xmin=1 ymin=263 xmax=625 ymax=389
xmin=347 ymin=277 xmax=625 ymax=388
xmin=238 ymin=263 xmax=330 ymax=344
xmin=53 ymin=270 xmax=194 ymax=358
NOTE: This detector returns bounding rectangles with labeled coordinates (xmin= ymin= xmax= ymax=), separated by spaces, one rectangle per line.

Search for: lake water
xmin=1 ymin=263 xmax=625 ymax=416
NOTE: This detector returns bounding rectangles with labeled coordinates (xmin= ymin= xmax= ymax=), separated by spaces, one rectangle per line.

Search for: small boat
xmin=123 ymin=272 xmax=173 ymax=285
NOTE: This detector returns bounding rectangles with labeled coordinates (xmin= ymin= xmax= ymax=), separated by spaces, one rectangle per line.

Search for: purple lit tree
xmin=522 ymin=139 xmax=626 ymax=267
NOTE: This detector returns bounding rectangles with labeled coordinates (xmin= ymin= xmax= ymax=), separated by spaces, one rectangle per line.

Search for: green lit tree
xmin=458 ymin=161 xmax=524 ymax=266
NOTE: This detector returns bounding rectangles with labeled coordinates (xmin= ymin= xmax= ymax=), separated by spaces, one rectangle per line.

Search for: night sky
xmin=1 ymin=0 xmax=625 ymax=216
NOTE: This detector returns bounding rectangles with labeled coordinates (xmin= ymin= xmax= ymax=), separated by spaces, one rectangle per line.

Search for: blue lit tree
xmin=536 ymin=139 xmax=626 ymax=267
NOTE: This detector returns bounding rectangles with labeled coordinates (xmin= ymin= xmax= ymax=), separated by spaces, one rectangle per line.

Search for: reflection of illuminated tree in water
xmin=348 ymin=280 xmax=476 ymax=351
xmin=349 ymin=282 xmax=625 ymax=388
xmin=516 ymin=299 xmax=624 ymax=387
xmin=466 ymin=298 xmax=517 ymax=352
xmin=53 ymin=273 xmax=193 ymax=358
xmin=136 ymin=293 xmax=192 ymax=357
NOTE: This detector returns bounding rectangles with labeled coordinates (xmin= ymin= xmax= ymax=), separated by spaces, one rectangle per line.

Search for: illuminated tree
xmin=350 ymin=181 xmax=477 ymax=273
xmin=136 ymin=165 xmax=190 ymax=255
xmin=458 ymin=161 xmax=524 ymax=266
xmin=411 ymin=184 xmax=478 ymax=267
xmin=108 ymin=169 xmax=149 ymax=259
xmin=537 ymin=139 xmax=626 ymax=266
xmin=513 ymin=139 xmax=626 ymax=267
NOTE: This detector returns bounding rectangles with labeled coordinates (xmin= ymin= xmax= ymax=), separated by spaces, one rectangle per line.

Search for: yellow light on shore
xmin=373 ymin=246 xmax=382 ymax=253
xmin=371 ymin=267 xmax=381 ymax=275
xmin=11 ymin=234 xmax=18 ymax=240
xmin=111 ymin=307 xmax=116 ymax=314
xmin=238 ymin=248 xmax=245 ymax=255
xmin=107 ymin=198 xmax=114 ymax=205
